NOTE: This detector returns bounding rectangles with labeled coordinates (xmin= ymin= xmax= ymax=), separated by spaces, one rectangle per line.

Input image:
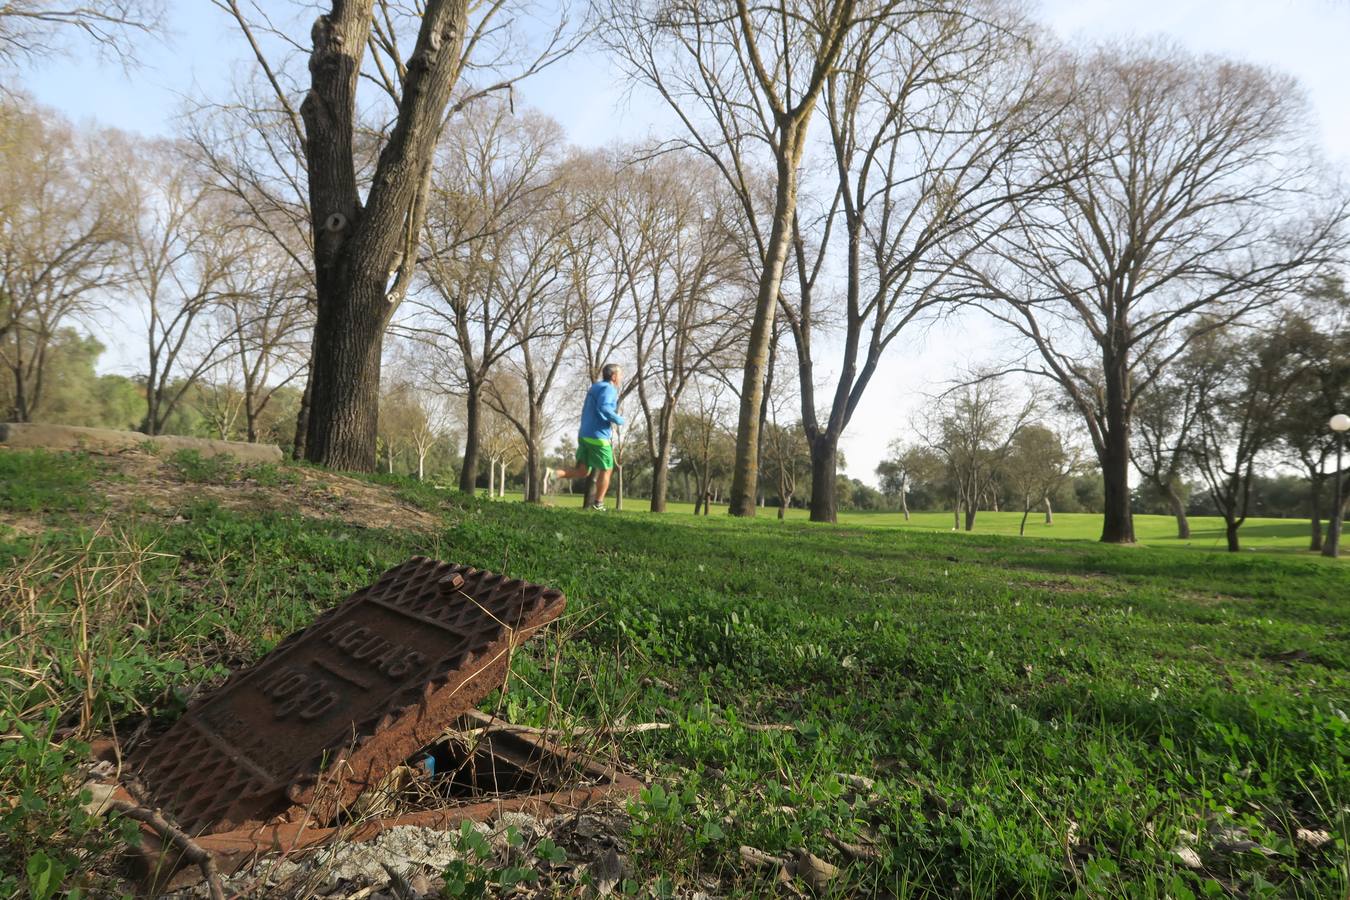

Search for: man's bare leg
xmin=594 ymin=468 xmax=612 ymax=506
xmin=555 ymin=464 xmax=589 ymax=480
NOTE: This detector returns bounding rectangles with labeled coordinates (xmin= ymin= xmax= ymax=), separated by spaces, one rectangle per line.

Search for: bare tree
xmin=1132 ymin=366 xmax=1200 ymax=538
xmin=588 ymin=153 xmax=747 ymax=511
xmin=961 ymin=42 xmax=1346 ymax=543
xmin=924 ymin=378 xmax=1035 ymax=531
xmin=0 ymin=0 xmax=162 ymax=67
xmin=605 ymin=0 xmax=878 ymax=516
xmin=186 ymin=81 xmax=316 ymax=455
xmin=672 ymin=378 xmax=732 ymax=515
xmin=782 ymin=2 xmax=1050 ymax=523
xmin=408 ymin=101 xmax=564 ymax=493
xmin=215 ymin=241 xmax=311 ymax=443
xmin=217 ymin=0 xmax=577 ymax=470
xmin=0 ymin=100 xmax=124 ymax=422
xmin=482 ymin=196 xmax=575 ymax=502
xmin=121 ymin=145 xmax=245 ymax=435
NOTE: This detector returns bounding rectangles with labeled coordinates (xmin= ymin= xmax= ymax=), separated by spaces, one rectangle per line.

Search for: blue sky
xmin=13 ymin=0 xmax=1350 ymax=478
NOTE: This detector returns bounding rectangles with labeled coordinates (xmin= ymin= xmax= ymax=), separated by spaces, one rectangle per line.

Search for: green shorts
xmin=575 ymin=437 xmax=614 ymax=471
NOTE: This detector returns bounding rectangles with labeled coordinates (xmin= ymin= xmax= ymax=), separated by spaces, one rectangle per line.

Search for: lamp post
xmin=1324 ymin=413 xmax=1350 ymax=559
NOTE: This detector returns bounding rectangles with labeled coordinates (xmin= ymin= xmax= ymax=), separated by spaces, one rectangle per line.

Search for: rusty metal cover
xmin=132 ymin=557 xmax=565 ymax=834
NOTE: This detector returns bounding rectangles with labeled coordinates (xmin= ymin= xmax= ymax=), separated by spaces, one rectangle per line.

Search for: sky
xmin=12 ymin=0 xmax=1350 ymax=482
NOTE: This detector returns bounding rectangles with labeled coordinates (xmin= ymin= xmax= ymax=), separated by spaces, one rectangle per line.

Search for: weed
xmin=0 ymin=451 xmax=98 ymax=512
xmin=166 ymin=449 xmax=236 ymax=484
xmin=439 ymin=821 xmax=543 ymax=898
xmin=0 ymin=712 xmax=139 ymax=898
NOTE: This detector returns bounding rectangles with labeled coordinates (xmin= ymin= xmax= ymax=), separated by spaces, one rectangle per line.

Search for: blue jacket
xmin=579 ymin=381 xmax=625 ymax=440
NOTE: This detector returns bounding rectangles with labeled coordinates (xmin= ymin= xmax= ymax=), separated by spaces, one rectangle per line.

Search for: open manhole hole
xmin=88 ymin=558 xmax=641 ymax=892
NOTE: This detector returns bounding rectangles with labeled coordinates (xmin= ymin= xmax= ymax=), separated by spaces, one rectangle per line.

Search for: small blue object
xmin=419 ymin=754 xmax=436 ymax=775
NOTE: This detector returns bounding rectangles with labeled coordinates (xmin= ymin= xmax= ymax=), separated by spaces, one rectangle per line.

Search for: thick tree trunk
xmin=1098 ymin=364 xmax=1135 ymax=542
xmin=729 ymin=155 xmax=799 ymax=517
xmin=1044 ymin=495 xmax=1053 ymax=525
xmin=417 ymin=450 xmax=425 ymax=481
xmin=953 ymin=504 xmax=960 ymax=530
xmin=964 ymin=505 xmax=977 ymax=532
xmin=304 ymin=276 xmax=386 ymax=471
xmin=1225 ymin=519 xmax=1241 ymax=553
xmin=808 ymin=435 xmax=839 ymax=524
xmin=459 ymin=385 xmax=481 ymax=493
xmin=1166 ymin=483 xmax=1191 ymax=540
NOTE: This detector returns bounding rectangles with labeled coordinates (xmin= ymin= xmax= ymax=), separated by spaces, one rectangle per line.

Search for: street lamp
xmin=1324 ymin=413 xmax=1350 ymax=559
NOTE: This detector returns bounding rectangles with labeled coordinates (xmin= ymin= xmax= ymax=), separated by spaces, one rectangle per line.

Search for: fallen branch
xmin=107 ymin=799 xmax=225 ymax=900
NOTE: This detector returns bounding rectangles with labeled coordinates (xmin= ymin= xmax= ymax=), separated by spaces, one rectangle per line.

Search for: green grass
xmin=0 ymin=450 xmax=100 ymax=513
xmin=501 ymin=488 xmax=1322 ymax=553
xmin=2 ymin=452 xmax=1348 ymax=897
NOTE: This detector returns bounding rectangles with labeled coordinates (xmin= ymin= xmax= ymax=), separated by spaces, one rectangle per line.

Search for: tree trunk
xmin=953 ymin=504 xmax=960 ymax=530
xmin=964 ymin=504 xmax=977 ymax=532
xmin=1309 ymin=479 xmax=1323 ymax=552
xmin=525 ymin=443 xmax=541 ymax=502
xmin=304 ymin=275 xmax=386 ymax=471
xmin=1165 ymin=482 xmax=1191 ymax=540
xmin=292 ymin=357 xmax=313 ymax=461
xmin=1098 ymin=368 xmax=1135 ymax=543
xmin=900 ymin=484 xmax=909 ymax=521
xmin=1019 ymin=498 xmax=1030 ymax=536
xmin=417 ymin=449 xmax=425 ymax=481
xmin=1225 ymin=519 xmax=1241 ymax=553
xmin=459 ymin=384 xmax=482 ymax=493
xmin=807 ymin=434 xmax=839 ymax=524
xmin=728 ymin=153 xmax=799 ymax=517
xmin=488 ymin=456 xmax=495 ymax=497
xmin=1043 ymin=495 xmax=1053 ymax=525
xmin=650 ymin=438 xmax=672 ymax=513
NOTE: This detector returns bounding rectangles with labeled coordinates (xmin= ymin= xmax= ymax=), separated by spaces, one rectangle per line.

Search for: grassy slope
xmin=2 ymin=451 xmax=1348 ymax=898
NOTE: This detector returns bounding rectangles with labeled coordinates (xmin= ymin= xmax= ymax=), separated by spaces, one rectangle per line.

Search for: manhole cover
xmin=133 ymin=557 xmax=565 ymax=834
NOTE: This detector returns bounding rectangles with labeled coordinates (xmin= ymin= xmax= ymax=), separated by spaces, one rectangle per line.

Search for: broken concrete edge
xmin=0 ymin=422 xmax=282 ymax=464
xmin=92 ymin=714 xmax=644 ymax=893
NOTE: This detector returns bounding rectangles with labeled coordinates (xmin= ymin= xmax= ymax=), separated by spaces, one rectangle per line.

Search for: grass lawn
xmin=499 ymin=488 xmax=1322 ymax=553
xmin=2 ymin=450 xmax=1348 ymax=898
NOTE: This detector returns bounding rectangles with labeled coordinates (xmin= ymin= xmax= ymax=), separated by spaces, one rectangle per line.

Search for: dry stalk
xmin=105 ymin=799 xmax=225 ymax=900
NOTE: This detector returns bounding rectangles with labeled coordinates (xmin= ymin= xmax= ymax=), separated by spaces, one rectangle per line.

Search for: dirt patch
xmin=1022 ymin=578 xmax=1093 ymax=594
xmin=1176 ymin=590 xmax=1256 ymax=607
xmin=32 ymin=449 xmax=442 ymax=533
